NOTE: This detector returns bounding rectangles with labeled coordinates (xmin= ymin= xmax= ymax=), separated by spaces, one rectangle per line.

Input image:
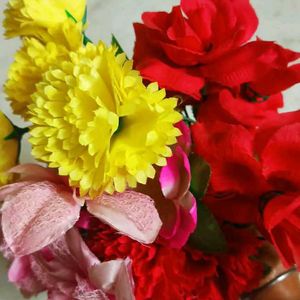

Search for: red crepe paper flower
xmin=191 ymin=121 xmax=267 ymax=223
xmin=83 ymin=219 xmax=263 ymax=300
xmin=196 ymin=89 xmax=284 ymax=128
xmin=133 ymin=0 xmax=258 ymax=100
xmin=201 ymin=41 xmax=300 ymax=96
xmin=263 ymin=193 xmax=300 ymax=268
xmin=192 ymin=121 xmax=266 ymax=195
xmin=255 ymin=111 xmax=300 ymax=192
xmin=192 ymin=109 xmax=300 ymax=225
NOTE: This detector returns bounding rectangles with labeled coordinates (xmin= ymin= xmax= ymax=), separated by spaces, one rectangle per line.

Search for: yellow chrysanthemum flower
xmin=0 ymin=112 xmax=19 ymax=186
xmin=4 ymin=0 xmax=85 ymax=48
xmin=29 ymin=42 xmax=182 ymax=197
xmin=4 ymin=38 xmax=68 ymax=119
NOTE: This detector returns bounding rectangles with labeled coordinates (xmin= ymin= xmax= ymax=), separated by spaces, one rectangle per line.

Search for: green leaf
xmin=189 ymin=202 xmax=228 ymax=253
xmin=188 ymin=154 xmax=227 ymax=253
xmin=190 ymin=154 xmax=211 ymax=200
xmin=65 ymin=10 xmax=77 ymax=23
xmin=111 ymin=34 xmax=128 ymax=58
xmin=83 ymin=33 xmax=92 ymax=46
xmin=82 ymin=6 xmax=88 ymax=25
xmin=4 ymin=125 xmax=29 ymax=141
xmin=3 ymin=120 xmax=28 ymax=164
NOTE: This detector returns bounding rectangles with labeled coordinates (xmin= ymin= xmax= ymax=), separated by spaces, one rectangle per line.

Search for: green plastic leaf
xmin=111 ymin=34 xmax=128 ymax=58
xmin=3 ymin=120 xmax=28 ymax=163
xmin=65 ymin=10 xmax=77 ymax=23
xmin=190 ymin=154 xmax=211 ymax=200
xmin=189 ymin=202 xmax=228 ymax=253
xmin=82 ymin=6 xmax=88 ymax=25
xmin=83 ymin=33 xmax=92 ymax=46
xmin=4 ymin=125 xmax=29 ymax=141
xmin=188 ymin=154 xmax=227 ymax=253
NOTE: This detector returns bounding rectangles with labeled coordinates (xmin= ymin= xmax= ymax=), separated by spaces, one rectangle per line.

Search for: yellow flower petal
xmin=4 ymin=38 xmax=68 ymax=119
xmin=4 ymin=0 xmax=85 ymax=47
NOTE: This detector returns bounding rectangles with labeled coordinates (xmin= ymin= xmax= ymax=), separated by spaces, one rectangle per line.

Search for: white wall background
xmin=0 ymin=0 xmax=300 ymax=299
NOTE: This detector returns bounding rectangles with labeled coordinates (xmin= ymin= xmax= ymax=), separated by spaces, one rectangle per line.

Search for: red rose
xmin=133 ymin=0 xmax=258 ymax=100
xmin=263 ymin=193 xmax=300 ymax=268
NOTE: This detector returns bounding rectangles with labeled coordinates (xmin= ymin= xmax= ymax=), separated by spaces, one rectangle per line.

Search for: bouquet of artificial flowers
xmin=1 ymin=0 xmax=300 ymax=299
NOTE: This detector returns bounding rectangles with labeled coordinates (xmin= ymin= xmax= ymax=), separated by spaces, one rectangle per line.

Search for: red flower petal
xmin=201 ymin=41 xmax=300 ymax=90
xmin=261 ymin=123 xmax=300 ymax=192
xmin=192 ymin=121 xmax=266 ymax=196
xmin=254 ymin=110 xmax=300 ymax=156
xmin=264 ymin=194 xmax=300 ymax=267
xmin=197 ymin=89 xmax=283 ymax=127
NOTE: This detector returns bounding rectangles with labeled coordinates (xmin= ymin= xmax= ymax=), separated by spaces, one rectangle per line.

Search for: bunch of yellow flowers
xmin=3 ymin=0 xmax=182 ymax=197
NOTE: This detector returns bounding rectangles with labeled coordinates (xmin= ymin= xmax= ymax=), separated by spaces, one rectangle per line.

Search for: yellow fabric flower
xmin=0 ymin=112 xmax=19 ymax=186
xmin=4 ymin=38 xmax=68 ymax=119
xmin=4 ymin=0 xmax=85 ymax=48
xmin=29 ymin=42 xmax=182 ymax=197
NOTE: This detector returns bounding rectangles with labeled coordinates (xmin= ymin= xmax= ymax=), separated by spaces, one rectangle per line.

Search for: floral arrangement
xmin=1 ymin=0 xmax=300 ymax=299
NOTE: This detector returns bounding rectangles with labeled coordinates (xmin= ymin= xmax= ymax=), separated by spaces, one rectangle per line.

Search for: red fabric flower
xmin=133 ymin=0 xmax=258 ymax=100
xmin=196 ymin=89 xmax=284 ymax=128
xmin=83 ymin=220 xmax=263 ymax=300
xmin=201 ymin=41 xmax=300 ymax=96
xmin=191 ymin=121 xmax=268 ymax=223
xmin=263 ymin=193 xmax=300 ymax=268
xmin=191 ymin=110 xmax=300 ymax=224
xmin=255 ymin=111 xmax=300 ymax=192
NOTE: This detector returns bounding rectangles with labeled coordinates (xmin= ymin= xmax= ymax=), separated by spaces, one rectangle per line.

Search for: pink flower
xmin=7 ymin=228 xmax=135 ymax=299
xmin=0 ymin=164 xmax=162 ymax=257
xmin=158 ymin=122 xmax=197 ymax=248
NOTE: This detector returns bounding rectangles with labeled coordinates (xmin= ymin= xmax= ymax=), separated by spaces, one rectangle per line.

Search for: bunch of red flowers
xmin=133 ymin=0 xmax=300 ymax=268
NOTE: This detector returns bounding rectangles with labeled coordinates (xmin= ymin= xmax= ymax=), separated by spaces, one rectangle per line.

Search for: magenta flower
xmin=158 ymin=122 xmax=197 ymax=248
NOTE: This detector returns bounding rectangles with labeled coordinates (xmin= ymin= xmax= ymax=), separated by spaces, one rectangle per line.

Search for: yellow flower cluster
xmin=4 ymin=0 xmax=182 ymax=197
xmin=0 ymin=112 xmax=19 ymax=186
xmin=5 ymin=38 xmax=68 ymax=118
xmin=29 ymin=43 xmax=182 ymax=197
xmin=4 ymin=0 xmax=86 ymax=120
xmin=4 ymin=0 xmax=86 ymax=43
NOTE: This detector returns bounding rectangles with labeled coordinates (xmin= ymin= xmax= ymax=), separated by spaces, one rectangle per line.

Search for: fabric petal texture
xmin=1 ymin=181 xmax=80 ymax=256
xmin=87 ymin=191 xmax=162 ymax=244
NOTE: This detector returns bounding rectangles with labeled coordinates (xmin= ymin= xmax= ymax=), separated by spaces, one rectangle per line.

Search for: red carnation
xmin=83 ymin=220 xmax=262 ymax=300
xmin=133 ymin=0 xmax=258 ymax=100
